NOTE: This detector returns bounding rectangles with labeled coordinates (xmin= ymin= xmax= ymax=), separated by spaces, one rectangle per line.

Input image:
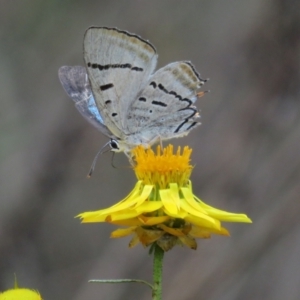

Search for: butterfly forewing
xmin=83 ymin=27 xmax=158 ymax=138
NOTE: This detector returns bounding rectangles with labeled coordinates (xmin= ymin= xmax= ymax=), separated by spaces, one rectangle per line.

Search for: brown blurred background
xmin=1 ymin=0 xmax=300 ymax=299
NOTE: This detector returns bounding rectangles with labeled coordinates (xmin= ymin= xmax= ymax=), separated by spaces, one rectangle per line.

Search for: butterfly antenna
xmin=87 ymin=141 xmax=112 ymax=178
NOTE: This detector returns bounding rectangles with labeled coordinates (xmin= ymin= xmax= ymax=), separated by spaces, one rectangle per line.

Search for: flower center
xmin=132 ymin=145 xmax=193 ymax=188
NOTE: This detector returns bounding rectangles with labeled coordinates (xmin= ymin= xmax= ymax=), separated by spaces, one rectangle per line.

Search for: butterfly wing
xmin=126 ymin=61 xmax=205 ymax=144
xmin=83 ymin=27 xmax=158 ymax=139
xmin=58 ymin=65 xmax=113 ymax=138
xmin=141 ymin=106 xmax=200 ymax=141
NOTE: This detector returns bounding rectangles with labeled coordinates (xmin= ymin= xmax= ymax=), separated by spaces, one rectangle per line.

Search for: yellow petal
xmin=78 ymin=211 xmax=108 ymax=222
xmin=134 ymin=201 xmax=163 ymax=214
xmin=157 ymin=224 xmax=185 ymax=237
xmin=107 ymin=210 xmax=140 ymax=221
xmin=180 ymin=187 xmax=208 ymax=214
xmin=160 ymin=189 xmax=179 ymax=215
xmin=77 ymin=181 xmax=144 ymax=222
xmin=217 ymin=227 xmax=230 ymax=236
xmin=129 ymin=235 xmax=140 ymax=248
xmin=134 ymin=185 xmax=154 ymax=207
xmin=111 ymin=227 xmax=136 ymax=238
xmin=194 ymin=196 xmax=252 ymax=223
xmin=190 ymin=225 xmax=230 ymax=237
xmin=169 ymin=183 xmax=181 ymax=208
xmin=185 ymin=214 xmax=221 ymax=230
xmin=180 ymin=198 xmax=220 ymax=227
xmin=162 ymin=207 xmax=187 ymax=218
xmin=111 ymin=181 xmax=143 ymax=207
xmin=99 ymin=182 xmax=147 ymax=214
xmin=108 ymin=218 xmax=143 ymax=226
xmin=138 ymin=215 xmax=170 ymax=225
xmin=189 ymin=227 xmax=212 ymax=238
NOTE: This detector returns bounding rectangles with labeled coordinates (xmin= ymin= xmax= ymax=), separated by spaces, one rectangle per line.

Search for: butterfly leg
xmin=124 ymin=150 xmax=135 ymax=166
xmin=148 ymin=135 xmax=163 ymax=148
xmin=158 ymin=136 xmax=163 ymax=149
xmin=140 ymin=135 xmax=164 ymax=149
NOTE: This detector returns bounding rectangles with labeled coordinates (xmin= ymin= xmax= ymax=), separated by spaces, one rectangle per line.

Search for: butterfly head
xmin=109 ymin=139 xmax=130 ymax=153
xmin=109 ymin=139 xmax=121 ymax=152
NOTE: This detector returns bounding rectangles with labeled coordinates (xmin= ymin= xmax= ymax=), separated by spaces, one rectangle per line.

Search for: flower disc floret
xmin=133 ymin=145 xmax=192 ymax=188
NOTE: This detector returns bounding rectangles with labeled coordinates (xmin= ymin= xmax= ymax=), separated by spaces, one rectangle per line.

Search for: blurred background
xmin=1 ymin=0 xmax=300 ymax=299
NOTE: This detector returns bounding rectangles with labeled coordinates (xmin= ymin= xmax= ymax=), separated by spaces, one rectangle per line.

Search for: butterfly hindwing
xmin=125 ymin=105 xmax=200 ymax=146
xmin=126 ymin=61 xmax=205 ymax=136
xmin=146 ymin=106 xmax=200 ymax=139
xmin=58 ymin=66 xmax=113 ymax=138
xmin=58 ymin=65 xmax=91 ymax=103
xmin=83 ymin=27 xmax=158 ymax=138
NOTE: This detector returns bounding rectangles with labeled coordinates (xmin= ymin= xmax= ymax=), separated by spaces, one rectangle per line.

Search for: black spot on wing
xmin=175 ymin=120 xmax=199 ymax=133
xmin=87 ymin=62 xmax=143 ymax=72
xmin=178 ymin=107 xmax=198 ymax=117
xmin=174 ymin=108 xmax=198 ymax=133
xmin=150 ymin=81 xmax=157 ymax=88
xmin=158 ymin=83 xmax=168 ymax=93
xmin=185 ymin=122 xmax=198 ymax=131
xmin=139 ymin=97 xmax=146 ymax=102
xmin=105 ymin=100 xmax=112 ymax=104
xmin=121 ymin=63 xmax=131 ymax=69
xmin=131 ymin=66 xmax=143 ymax=71
xmin=149 ymin=81 xmax=192 ymax=106
xmin=152 ymin=100 xmax=167 ymax=107
xmin=112 ymin=113 xmax=118 ymax=117
xmin=174 ymin=120 xmax=188 ymax=133
xmin=100 ymin=83 xmax=114 ymax=91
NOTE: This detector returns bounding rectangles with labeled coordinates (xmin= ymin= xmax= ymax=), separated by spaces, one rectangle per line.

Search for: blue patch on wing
xmin=87 ymin=94 xmax=104 ymax=125
xmin=75 ymin=94 xmax=113 ymax=138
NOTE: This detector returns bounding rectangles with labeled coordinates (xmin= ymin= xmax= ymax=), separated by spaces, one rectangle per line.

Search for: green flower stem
xmin=89 ymin=279 xmax=153 ymax=289
xmin=152 ymin=245 xmax=164 ymax=300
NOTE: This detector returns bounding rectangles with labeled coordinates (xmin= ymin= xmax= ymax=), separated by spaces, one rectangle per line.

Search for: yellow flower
xmin=78 ymin=145 xmax=252 ymax=251
xmin=0 ymin=277 xmax=42 ymax=300
xmin=0 ymin=289 xmax=42 ymax=300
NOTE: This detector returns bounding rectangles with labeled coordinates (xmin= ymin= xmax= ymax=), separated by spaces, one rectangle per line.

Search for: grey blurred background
xmin=1 ymin=0 xmax=300 ymax=299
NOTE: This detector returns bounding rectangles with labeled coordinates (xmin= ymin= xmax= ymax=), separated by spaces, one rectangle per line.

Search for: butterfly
xmin=58 ymin=27 xmax=206 ymax=157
